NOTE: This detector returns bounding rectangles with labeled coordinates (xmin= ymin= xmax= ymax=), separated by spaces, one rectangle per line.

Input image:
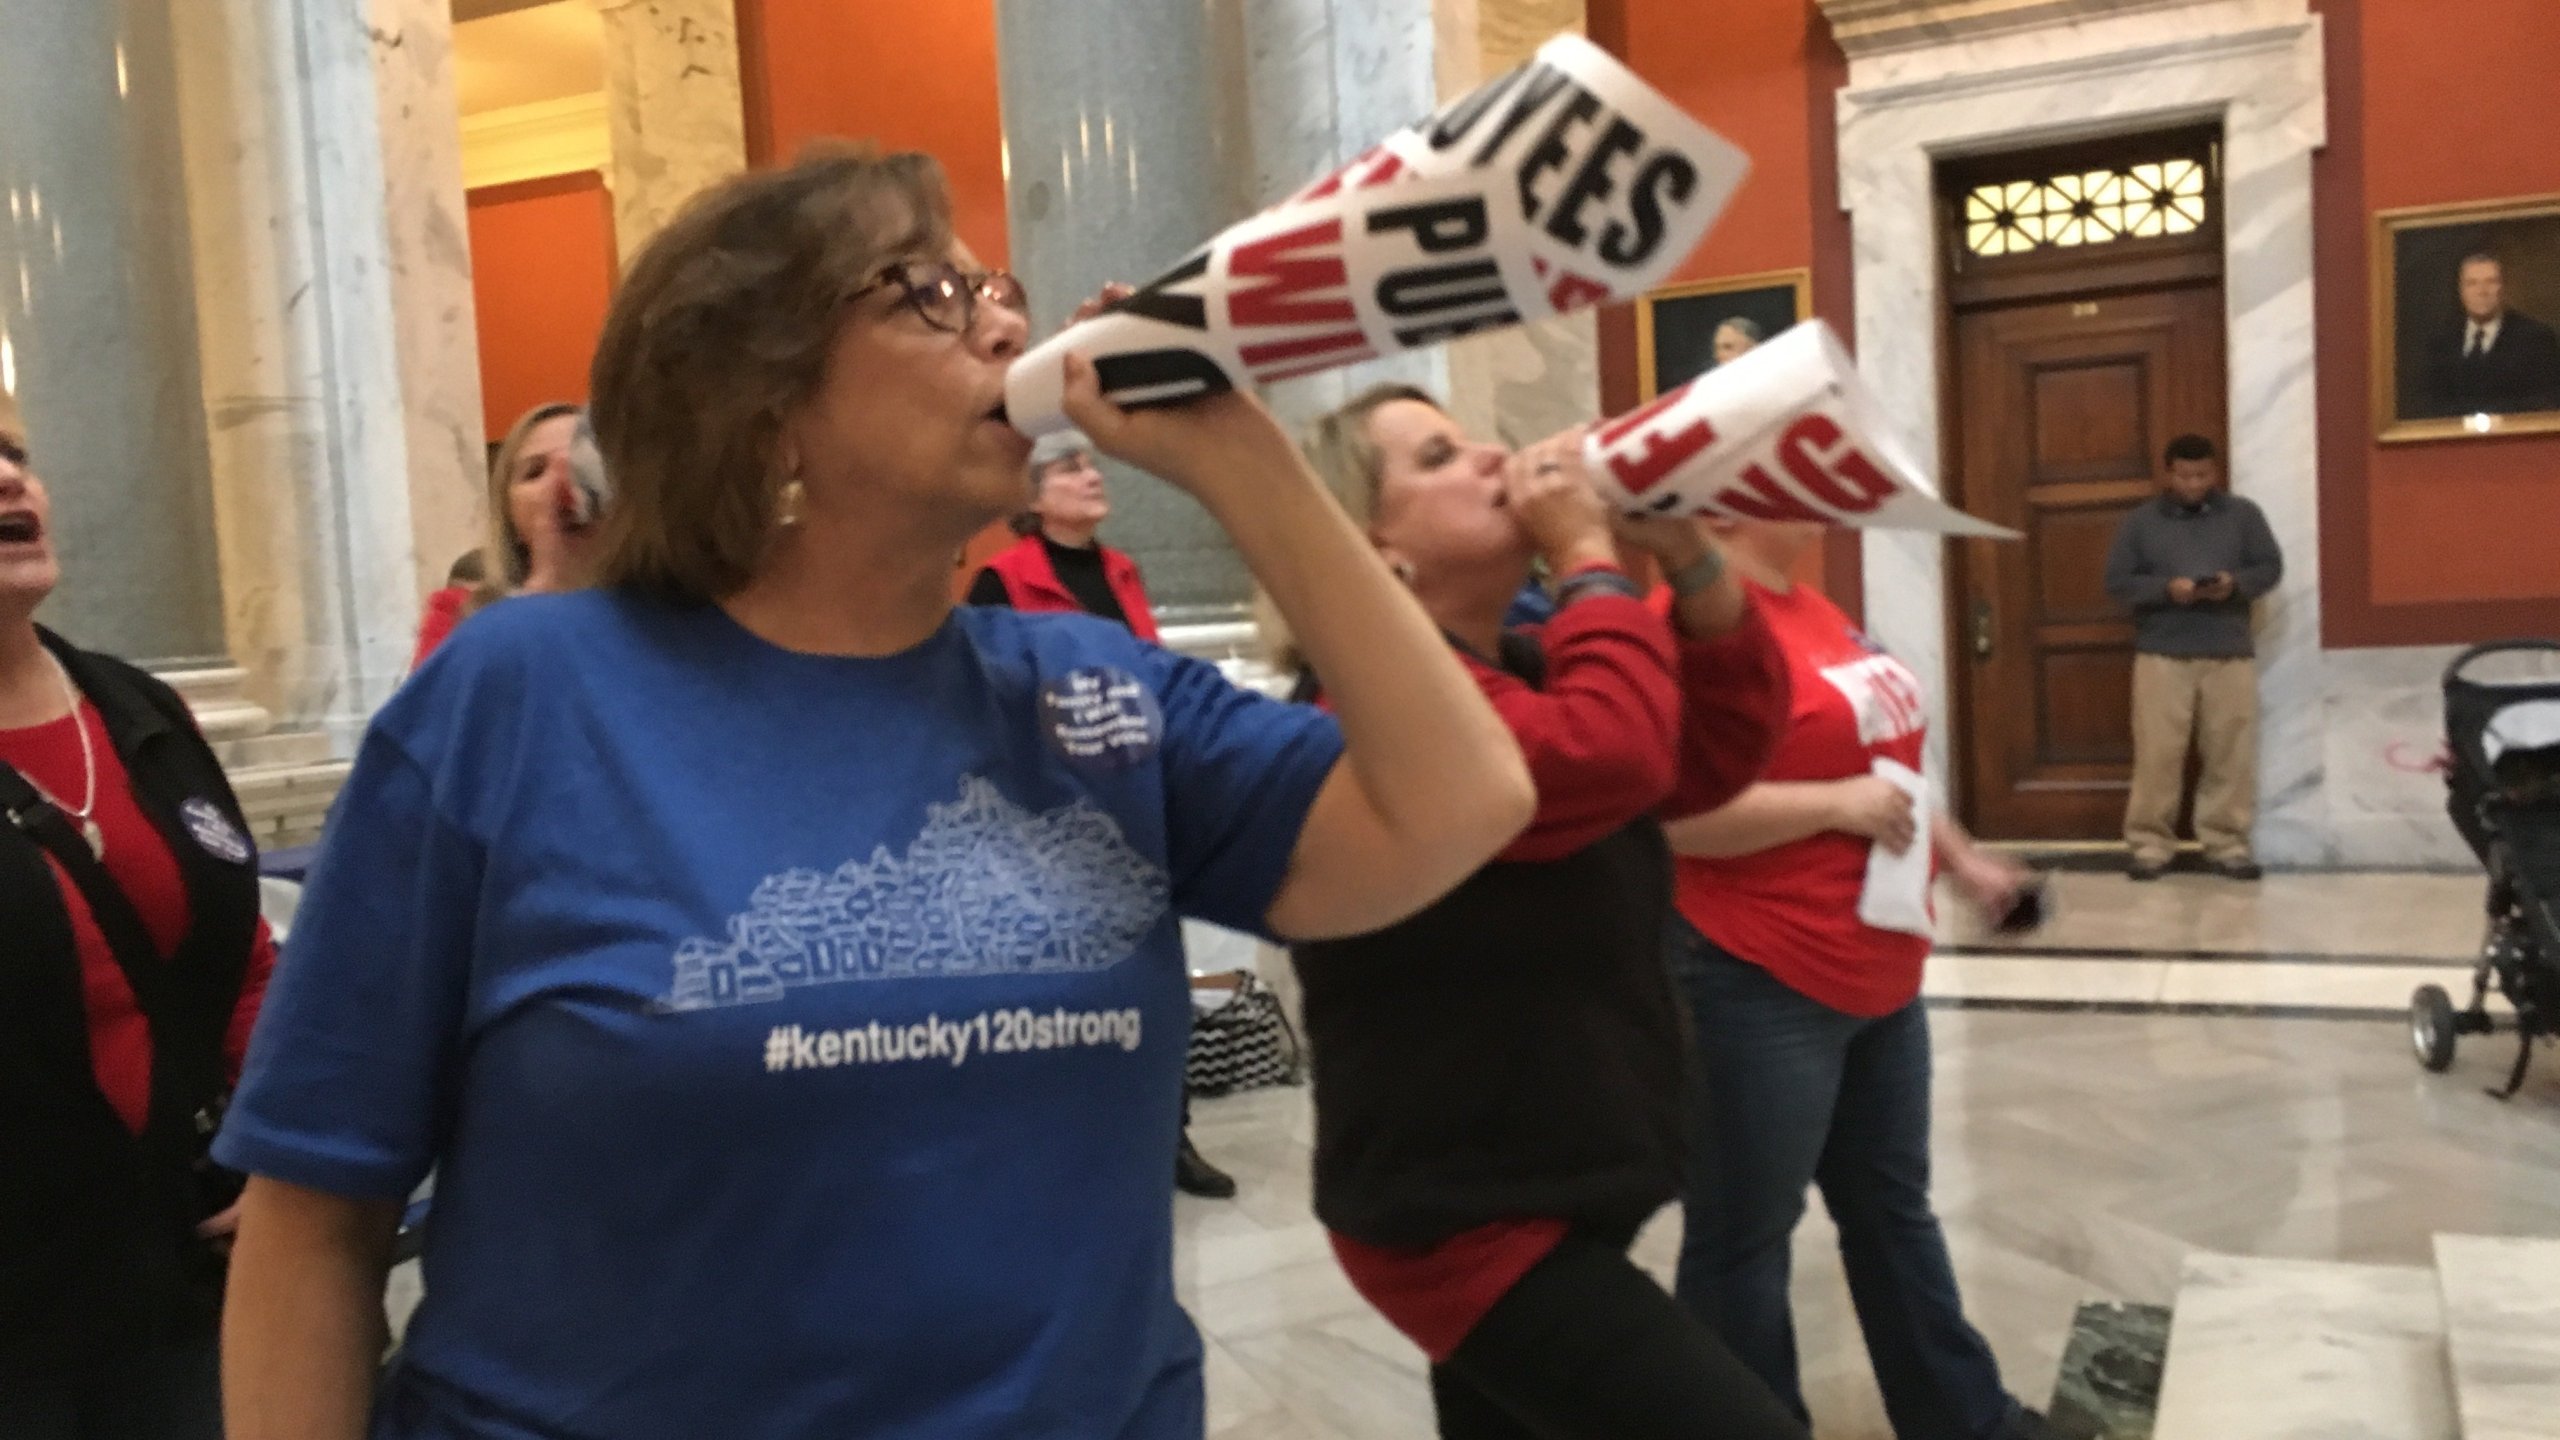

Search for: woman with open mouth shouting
xmin=0 ymin=415 xmax=278 ymax=1439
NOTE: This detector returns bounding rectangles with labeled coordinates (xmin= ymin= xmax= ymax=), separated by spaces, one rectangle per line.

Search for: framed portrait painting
xmin=1635 ymin=269 xmax=1811 ymax=400
xmin=2374 ymin=193 xmax=2560 ymax=442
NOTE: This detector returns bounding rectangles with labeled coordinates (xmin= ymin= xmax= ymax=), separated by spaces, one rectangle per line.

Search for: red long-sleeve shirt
xmin=1465 ymin=585 xmax=1787 ymax=861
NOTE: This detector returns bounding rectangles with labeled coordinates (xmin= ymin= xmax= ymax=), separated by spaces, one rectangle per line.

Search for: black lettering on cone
xmin=1601 ymin=154 xmax=1697 ymax=270
xmin=1109 ymin=249 xmax=1211 ymax=330
xmin=1367 ymin=196 xmax=1492 ymax=253
xmin=1427 ymin=62 xmax=1531 ymax=151
xmin=1466 ymin=65 xmax=1576 ymax=168
xmin=1092 ymin=348 xmax=1232 ymax=410
xmin=1518 ymin=89 xmax=1604 ymax=225
xmin=1393 ymin=308 xmax=1523 ymax=348
xmin=1546 ymin=116 xmax=1645 ymax=249
xmin=1378 ymin=263 xmax=1507 ymax=319
xmin=1366 ymin=197 xmax=1515 ymax=348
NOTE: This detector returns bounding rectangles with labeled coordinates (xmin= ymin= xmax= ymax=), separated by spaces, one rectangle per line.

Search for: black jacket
xmin=2418 ymin=307 xmax=2560 ymax=417
xmin=0 ymin=629 xmax=262 ymax=1361
xmin=1290 ymin=636 xmax=1688 ymax=1249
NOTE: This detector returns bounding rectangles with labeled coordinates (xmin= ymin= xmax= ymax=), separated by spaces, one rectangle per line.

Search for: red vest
xmin=982 ymin=534 xmax=1161 ymax=642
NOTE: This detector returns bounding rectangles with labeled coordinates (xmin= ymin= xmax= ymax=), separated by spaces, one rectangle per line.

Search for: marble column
xmin=997 ymin=0 xmax=1264 ymax=616
xmin=596 ymin=0 xmax=748 ymax=262
xmin=366 ymin=0 xmax=489 ymax=604
xmin=164 ymin=0 xmax=427 ymax=742
xmin=0 ymin=0 xmax=228 ymax=664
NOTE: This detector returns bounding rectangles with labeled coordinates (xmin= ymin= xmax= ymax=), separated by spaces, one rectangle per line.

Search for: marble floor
xmin=1180 ymin=1004 xmax=2560 ymax=1439
xmin=1920 ymin=869 xmax=2494 ymax=1017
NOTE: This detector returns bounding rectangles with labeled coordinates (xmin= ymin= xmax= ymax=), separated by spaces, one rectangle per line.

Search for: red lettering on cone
xmin=1546 ymin=269 xmax=1612 ymax=310
xmin=1595 ymin=400 xmax=1718 ymax=496
xmin=1774 ymin=414 xmax=1895 ymax=514
xmin=1594 ymin=387 xmax=1690 ymax=448
xmin=1709 ymin=464 xmax=1831 ymax=524
xmin=1228 ymin=218 xmax=1354 ymax=329
xmin=1301 ymin=147 xmax=1406 ymax=201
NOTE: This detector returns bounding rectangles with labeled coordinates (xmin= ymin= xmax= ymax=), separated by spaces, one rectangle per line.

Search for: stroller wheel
xmin=2413 ymin=984 xmax=2461 ymax=1072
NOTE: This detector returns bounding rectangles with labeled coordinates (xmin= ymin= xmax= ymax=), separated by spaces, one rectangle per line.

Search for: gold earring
xmin=776 ymin=479 xmax=805 ymax=528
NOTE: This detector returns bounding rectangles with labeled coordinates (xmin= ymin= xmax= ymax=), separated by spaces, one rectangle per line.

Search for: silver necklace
xmin=20 ymin=652 xmax=103 ymax=858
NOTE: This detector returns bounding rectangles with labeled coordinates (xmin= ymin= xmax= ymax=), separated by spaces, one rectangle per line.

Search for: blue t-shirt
xmin=218 ymin=591 xmax=1344 ymax=1440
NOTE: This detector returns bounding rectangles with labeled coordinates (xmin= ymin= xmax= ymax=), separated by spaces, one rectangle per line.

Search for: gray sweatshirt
xmin=2102 ymin=491 xmax=2283 ymax=658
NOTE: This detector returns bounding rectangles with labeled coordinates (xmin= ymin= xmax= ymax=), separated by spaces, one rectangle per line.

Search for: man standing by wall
xmin=2104 ymin=435 xmax=2284 ymax=881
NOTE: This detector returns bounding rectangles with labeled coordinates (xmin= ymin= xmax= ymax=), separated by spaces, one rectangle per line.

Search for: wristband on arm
xmin=1553 ymin=566 xmax=1642 ymax=608
xmin=1665 ymin=547 xmax=1728 ymax=599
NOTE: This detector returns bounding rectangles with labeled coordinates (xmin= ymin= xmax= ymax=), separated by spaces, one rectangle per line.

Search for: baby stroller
xmin=2412 ymin=640 xmax=2560 ymax=1098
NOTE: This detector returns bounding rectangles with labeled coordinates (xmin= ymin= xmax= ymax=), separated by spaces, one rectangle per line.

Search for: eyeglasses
xmin=853 ymin=261 xmax=1027 ymax=335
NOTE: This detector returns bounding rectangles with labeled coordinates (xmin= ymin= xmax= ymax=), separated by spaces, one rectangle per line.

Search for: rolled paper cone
xmin=1006 ymin=33 xmax=1749 ymax=436
xmin=1582 ymin=321 xmax=2017 ymax=538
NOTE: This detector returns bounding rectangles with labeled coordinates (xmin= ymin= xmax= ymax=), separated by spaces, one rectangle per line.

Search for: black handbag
xmin=1184 ymin=972 xmax=1304 ymax=1097
xmin=0 ymin=765 xmax=246 ymax=1246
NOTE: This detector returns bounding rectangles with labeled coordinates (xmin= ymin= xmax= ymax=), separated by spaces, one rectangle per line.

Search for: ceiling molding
xmin=461 ymin=92 xmax=610 ymax=191
xmin=1815 ymin=0 xmax=2210 ymax=57
xmin=452 ymin=0 xmax=567 ymax=21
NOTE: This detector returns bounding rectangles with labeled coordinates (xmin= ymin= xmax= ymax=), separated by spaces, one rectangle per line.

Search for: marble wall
xmin=596 ymin=0 xmax=748 ymax=260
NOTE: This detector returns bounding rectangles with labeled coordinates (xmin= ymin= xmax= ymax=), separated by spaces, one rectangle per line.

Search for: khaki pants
xmin=2124 ymin=654 xmax=2259 ymax=866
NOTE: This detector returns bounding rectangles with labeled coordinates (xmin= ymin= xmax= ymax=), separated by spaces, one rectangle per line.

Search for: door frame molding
xmin=1833 ymin=4 xmax=2330 ymax=863
xmin=1937 ymin=127 xmax=2227 ymax=836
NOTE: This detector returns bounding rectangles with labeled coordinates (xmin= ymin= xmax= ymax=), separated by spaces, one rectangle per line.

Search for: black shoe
xmin=2127 ymin=857 xmax=2166 ymax=882
xmin=1175 ymin=1135 xmax=1237 ymax=1199
xmin=2210 ymin=856 xmax=2263 ymax=881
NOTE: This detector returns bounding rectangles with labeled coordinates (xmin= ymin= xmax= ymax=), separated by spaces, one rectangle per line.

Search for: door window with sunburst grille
xmin=1961 ymin=157 xmax=2211 ymax=258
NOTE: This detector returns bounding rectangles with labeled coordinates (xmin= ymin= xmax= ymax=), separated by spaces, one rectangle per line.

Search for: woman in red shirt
xmin=967 ymin=429 xmax=1161 ymax=643
xmin=0 ymin=424 xmax=277 ymax=1437
xmin=1284 ymin=384 xmax=1806 ymax=1440
xmin=410 ymin=402 xmax=598 ymax=670
xmin=1662 ymin=519 xmax=2069 ymax=1440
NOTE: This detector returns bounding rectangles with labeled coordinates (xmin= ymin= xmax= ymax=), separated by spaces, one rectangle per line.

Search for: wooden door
xmin=1950 ymin=283 xmax=2227 ymax=838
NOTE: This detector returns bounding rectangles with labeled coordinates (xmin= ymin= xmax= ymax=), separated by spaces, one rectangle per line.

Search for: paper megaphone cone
xmin=1005 ymin=33 xmax=1750 ymax=436
xmin=1583 ymin=321 xmax=2013 ymax=537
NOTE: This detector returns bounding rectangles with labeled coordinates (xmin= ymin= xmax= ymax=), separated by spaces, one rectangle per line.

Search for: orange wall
xmin=1594 ymin=0 xmax=1858 ymax=609
xmin=2356 ymin=0 xmax=2560 ymax=608
xmin=465 ymin=173 xmax=617 ymax=442
xmin=741 ymin=0 xmax=1009 ymax=268
xmin=1606 ymin=0 xmax=1819 ymax=289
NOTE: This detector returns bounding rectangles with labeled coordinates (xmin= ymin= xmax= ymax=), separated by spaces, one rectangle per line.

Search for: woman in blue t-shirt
xmin=216 ymin=144 xmax=1534 ymax=1440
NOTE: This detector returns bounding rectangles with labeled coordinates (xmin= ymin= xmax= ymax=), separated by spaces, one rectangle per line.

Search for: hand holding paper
xmin=1855 ymin=758 xmax=1936 ymax=939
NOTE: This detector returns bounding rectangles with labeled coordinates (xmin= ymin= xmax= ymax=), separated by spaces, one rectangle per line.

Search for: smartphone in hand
xmin=1992 ymin=874 xmax=2049 ymax=935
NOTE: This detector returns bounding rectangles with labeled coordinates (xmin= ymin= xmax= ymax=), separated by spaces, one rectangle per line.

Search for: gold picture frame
xmin=1635 ymin=268 xmax=1812 ymax=401
xmin=2373 ymin=192 xmax=2560 ymax=443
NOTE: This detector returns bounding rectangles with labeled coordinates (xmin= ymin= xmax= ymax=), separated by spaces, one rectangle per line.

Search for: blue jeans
xmin=1666 ymin=918 xmax=2022 ymax=1440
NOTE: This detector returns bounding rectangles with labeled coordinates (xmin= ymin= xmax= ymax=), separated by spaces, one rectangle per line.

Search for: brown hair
xmin=473 ymin=401 xmax=583 ymax=611
xmin=1256 ymin=381 xmax=1443 ymax=672
xmin=588 ymin=142 xmax=952 ymax=601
